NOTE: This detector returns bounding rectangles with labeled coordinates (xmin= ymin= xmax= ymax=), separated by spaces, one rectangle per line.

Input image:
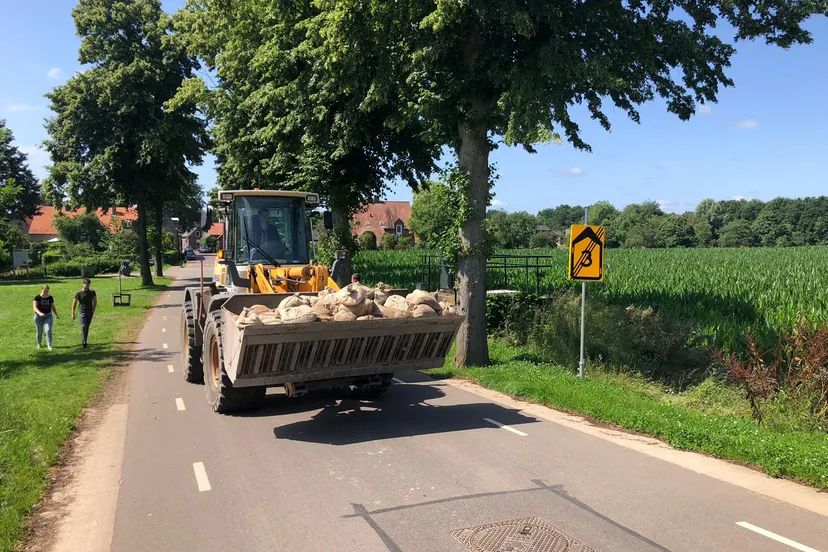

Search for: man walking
xmin=71 ymin=278 xmax=97 ymax=348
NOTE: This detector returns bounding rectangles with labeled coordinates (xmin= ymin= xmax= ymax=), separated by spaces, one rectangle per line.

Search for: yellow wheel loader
xmin=180 ymin=190 xmax=463 ymax=413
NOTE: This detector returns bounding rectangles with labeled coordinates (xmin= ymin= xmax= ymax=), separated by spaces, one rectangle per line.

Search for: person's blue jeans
xmin=34 ymin=313 xmax=53 ymax=348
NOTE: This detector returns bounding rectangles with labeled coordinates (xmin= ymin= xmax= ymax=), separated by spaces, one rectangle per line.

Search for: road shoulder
xmin=441 ymin=376 xmax=828 ymax=519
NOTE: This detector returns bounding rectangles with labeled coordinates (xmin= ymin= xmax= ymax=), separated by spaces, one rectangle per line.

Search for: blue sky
xmin=2 ymin=2 xmax=826 ymax=215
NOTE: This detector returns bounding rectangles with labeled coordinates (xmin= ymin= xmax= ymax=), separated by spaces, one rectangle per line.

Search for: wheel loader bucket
xmin=218 ymin=293 xmax=463 ymax=388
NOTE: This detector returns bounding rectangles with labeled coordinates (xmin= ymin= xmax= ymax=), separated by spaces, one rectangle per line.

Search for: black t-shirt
xmin=34 ymin=295 xmax=54 ymax=314
xmin=75 ymin=289 xmax=97 ymax=313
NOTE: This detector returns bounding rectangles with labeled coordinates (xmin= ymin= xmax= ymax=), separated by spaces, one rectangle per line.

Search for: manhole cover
xmin=450 ymin=517 xmax=595 ymax=552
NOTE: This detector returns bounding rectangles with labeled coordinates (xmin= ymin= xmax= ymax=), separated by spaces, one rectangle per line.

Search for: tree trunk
xmin=330 ymin=194 xmax=354 ymax=254
xmin=136 ymin=195 xmax=154 ymax=287
xmin=154 ymin=206 xmax=164 ymax=277
xmin=454 ymin=100 xmax=490 ymax=368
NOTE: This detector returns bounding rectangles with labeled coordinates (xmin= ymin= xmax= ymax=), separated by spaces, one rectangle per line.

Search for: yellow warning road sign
xmin=568 ymin=224 xmax=605 ymax=282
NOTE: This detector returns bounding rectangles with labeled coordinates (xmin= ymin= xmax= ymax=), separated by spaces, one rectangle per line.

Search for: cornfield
xmin=353 ymin=246 xmax=828 ymax=350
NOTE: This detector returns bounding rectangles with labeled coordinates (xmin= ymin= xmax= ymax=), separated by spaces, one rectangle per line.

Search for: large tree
xmin=0 ymin=120 xmax=40 ymax=220
xmin=173 ymin=1 xmax=437 ymax=249
xmin=43 ymin=0 xmax=208 ymax=285
xmin=305 ymin=0 xmax=824 ymax=367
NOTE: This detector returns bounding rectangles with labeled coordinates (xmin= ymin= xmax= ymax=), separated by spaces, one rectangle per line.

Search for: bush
xmin=45 ymin=254 xmax=121 ymax=277
xmin=397 ymin=236 xmax=412 ymax=248
xmin=379 ymin=233 xmax=397 ymax=250
xmin=529 ymin=231 xmax=559 ymax=249
xmin=164 ymin=249 xmax=181 ymax=265
xmin=359 ymin=231 xmax=377 ymax=251
xmin=485 ymin=292 xmax=547 ymax=336
xmin=527 ymin=291 xmax=712 ymax=386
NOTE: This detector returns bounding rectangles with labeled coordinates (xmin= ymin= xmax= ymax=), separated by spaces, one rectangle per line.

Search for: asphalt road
xmin=110 ymin=261 xmax=828 ymax=552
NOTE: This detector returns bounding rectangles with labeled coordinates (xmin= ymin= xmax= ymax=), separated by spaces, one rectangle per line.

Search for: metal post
xmin=578 ymin=206 xmax=589 ymax=379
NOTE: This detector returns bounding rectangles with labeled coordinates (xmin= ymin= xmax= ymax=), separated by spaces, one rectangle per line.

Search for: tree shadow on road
xmin=0 ymin=345 xmax=172 ymax=378
xmin=270 ymin=382 xmax=539 ymax=445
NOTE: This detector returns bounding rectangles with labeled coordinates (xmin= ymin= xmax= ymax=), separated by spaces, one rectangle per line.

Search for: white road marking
xmin=162 ymin=343 xmax=168 ymax=349
xmin=175 ymin=398 xmax=186 ymax=411
xmin=167 ymin=364 xmax=174 ymax=373
xmin=392 ymin=377 xmax=404 ymax=384
xmin=163 ymin=316 xmax=167 ymax=321
xmin=736 ymin=522 xmax=821 ymax=552
xmin=161 ymin=328 xmax=166 ymax=333
xmin=192 ymin=462 xmax=211 ymax=492
xmin=483 ymin=417 xmax=528 ymax=437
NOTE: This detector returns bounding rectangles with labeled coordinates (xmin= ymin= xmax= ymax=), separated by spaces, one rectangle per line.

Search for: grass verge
xmin=0 ymin=275 xmax=169 ymax=552
xmin=429 ymin=340 xmax=828 ymax=490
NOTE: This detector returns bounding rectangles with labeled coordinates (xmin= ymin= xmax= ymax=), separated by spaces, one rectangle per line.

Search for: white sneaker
xmin=37 ymin=344 xmax=41 ymax=349
xmin=48 ymin=346 xmax=53 ymax=351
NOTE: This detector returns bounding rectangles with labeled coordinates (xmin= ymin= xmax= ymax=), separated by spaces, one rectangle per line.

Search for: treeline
xmin=488 ymin=197 xmax=828 ymax=249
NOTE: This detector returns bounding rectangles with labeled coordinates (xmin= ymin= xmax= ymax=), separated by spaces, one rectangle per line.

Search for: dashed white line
xmin=736 ymin=522 xmax=821 ymax=552
xmin=162 ymin=343 xmax=168 ymax=349
xmin=392 ymin=377 xmax=404 ymax=384
xmin=483 ymin=417 xmax=528 ymax=437
xmin=167 ymin=364 xmax=174 ymax=373
xmin=192 ymin=462 xmax=211 ymax=492
xmin=175 ymin=398 xmax=186 ymax=411
xmin=163 ymin=316 xmax=167 ymax=321
xmin=161 ymin=328 xmax=166 ymax=333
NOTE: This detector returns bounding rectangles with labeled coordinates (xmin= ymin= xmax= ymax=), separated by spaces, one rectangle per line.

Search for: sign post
xmin=568 ymin=212 xmax=605 ymax=378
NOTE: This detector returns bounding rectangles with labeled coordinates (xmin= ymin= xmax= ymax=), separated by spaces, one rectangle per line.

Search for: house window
xmin=379 ymin=221 xmax=385 ymax=227
xmin=365 ymin=221 xmax=371 ymax=227
xmin=396 ymin=222 xmax=403 ymax=237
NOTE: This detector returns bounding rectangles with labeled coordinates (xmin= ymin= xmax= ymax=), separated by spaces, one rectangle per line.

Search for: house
xmin=22 ymin=205 xmax=140 ymax=242
xmin=350 ymin=201 xmax=413 ymax=241
xmin=182 ymin=222 xmax=224 ymax=251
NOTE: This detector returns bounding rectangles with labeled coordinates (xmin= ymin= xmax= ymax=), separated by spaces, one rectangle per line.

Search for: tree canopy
xmin=174 ymin=0 xmax=437 ymax=246
xmin=44 ymin=0 xmax=208 ymax=285
xmin=0 ymin=120 xmax=40 ymax=221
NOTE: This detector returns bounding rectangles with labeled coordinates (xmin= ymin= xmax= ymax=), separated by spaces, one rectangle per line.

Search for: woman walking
xmin=33 ymin=284 xmax=60 ymax=350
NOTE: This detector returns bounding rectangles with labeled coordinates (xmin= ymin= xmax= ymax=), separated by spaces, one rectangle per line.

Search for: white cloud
xmin=698 ymin=104 xmax=712 ymax=115
xmin=656 ymin=199 xmax=672 ymax=208
xmin=19 ymin=145 xmax=51 ymax=178
xmin=6 ymin=103 xmax=40 ymax=112
xmin=47 ymin=67 xmax=63 ymax=80
xmin=491 ymin=199 xmax=508 ymax=208
xmin=736 ymin=119 xmax=759 ymax=130
xmin=557 ymin=166 xmax=583 ymax=176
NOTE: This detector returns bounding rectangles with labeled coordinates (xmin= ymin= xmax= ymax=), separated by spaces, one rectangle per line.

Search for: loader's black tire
xmin=203 ymin=312 xmax=265 ymax=414
xmin=350 ymin=374 xmax=394 ymax=400
xmin=181 ymin=301 xmax=203 ymax=384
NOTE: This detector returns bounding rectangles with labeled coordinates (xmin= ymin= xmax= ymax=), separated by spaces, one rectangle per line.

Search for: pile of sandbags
xmin=233 ymin=284 xmax=459 ymax=328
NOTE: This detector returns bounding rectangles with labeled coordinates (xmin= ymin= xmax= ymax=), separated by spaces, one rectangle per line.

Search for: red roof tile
xmin=208 ymin=222 xmax=224 ymax=237
xmin=350 ymin=201 xmax=411 ymax=235
xmin=26 ymin=206 xmax=138 ymax=236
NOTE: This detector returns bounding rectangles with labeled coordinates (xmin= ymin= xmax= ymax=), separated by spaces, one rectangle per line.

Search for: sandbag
xmin=313 ymin=300 xmax=334 ymax=317
xmin=372 ymin=291 xmax=388 ymax=306
xmin=248 ymin=304 xmax=272 ymax=315
xmin=411 ymin=304 xmax=437 ymax=318
xmin=318 ymin=287 xmax=336 ymax=298
xmin=281 ymin=305 xmax=319 ymax=324
xmin=334 ymin=308 xmax=357 ymax=322
xmin=235 ymin=307 xmax=264 ymax=328
xmin=357 ymin=315 xmax=380 ymax=321
xmin=258 ymin=311 xmax=283 ymax=325
xmin=338 ymin=298 xmax=376 ymax=318
xmin=378 ymin=303 xmax=409 ymax=319
xmin=385 ymin=294 xmax=408 ymax=311
xmin=279 ymin=293 xmax=306 ymax=313
xmin=439 ymin=301 xmax=458 ymax=316
xmin=308 ymin=295 xmax=319 ymax=307
xmin=335 ymin=284 xmax=366 ymax=307
xmin=405 ymin=289 xmax=441 ymax=311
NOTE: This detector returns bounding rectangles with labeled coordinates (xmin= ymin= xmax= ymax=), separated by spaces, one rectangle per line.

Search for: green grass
xmin=0 ymin=276 xmax=169 ymax=552
xmin=430 ymin=340 xmax=828 ymax=489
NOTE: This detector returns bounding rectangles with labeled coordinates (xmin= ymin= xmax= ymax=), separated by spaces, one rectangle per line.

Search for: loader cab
xmin=218 ymin=191 xmax=318 ymax=267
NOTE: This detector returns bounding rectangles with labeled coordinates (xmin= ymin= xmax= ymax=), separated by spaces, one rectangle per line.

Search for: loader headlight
xmin=306 ymin=194 xmax=319 ymax=205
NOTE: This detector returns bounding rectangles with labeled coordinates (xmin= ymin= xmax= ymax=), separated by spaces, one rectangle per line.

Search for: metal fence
xmin=419 ymin=253 xmax=559 ymax=295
